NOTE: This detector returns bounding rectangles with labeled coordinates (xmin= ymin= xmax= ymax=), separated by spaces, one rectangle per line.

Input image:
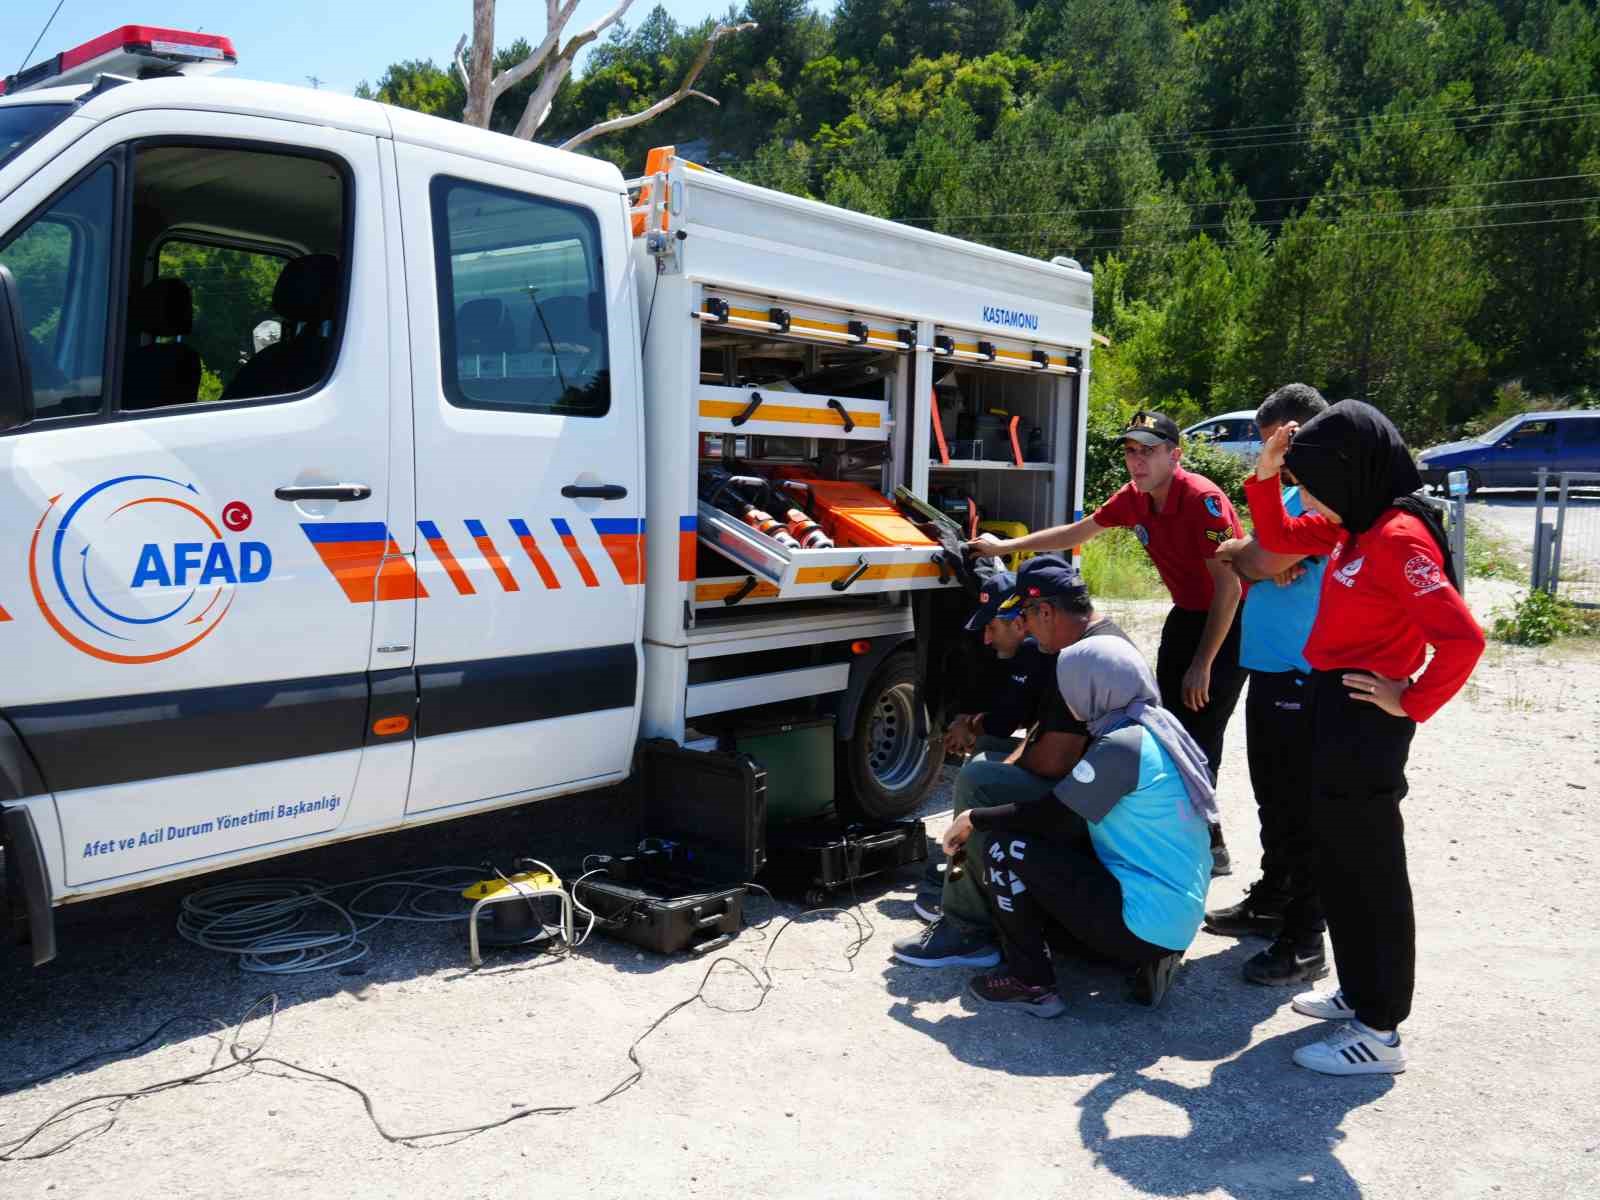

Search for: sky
xmin=2 ymin=1 xmax=830 ymax=96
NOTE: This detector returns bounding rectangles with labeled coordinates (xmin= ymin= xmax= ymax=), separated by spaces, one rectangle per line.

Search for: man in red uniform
xmin=967 ymin=411 xmax=1245 ymax=874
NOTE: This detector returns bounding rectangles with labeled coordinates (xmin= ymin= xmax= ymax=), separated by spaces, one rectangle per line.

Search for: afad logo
xmin=29 ymin=475 xmax=271 ymax=664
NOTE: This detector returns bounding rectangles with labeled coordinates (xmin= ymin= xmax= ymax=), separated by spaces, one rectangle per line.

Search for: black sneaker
xmin=1242 ymin=935 xmax=1329 ymax=987
xmin=1204 ymin=879 xmax=1288 ymax=939
xmin=1132 ymin=951 xmax=1183 ymax=1009
xmin=922 ymin=855 xmax=946 ymax=889
xmin=912 ymin=887 xmax=942 ymax=923
xmin=968 ymin=969 xmax=1067 ymax=1018
xmin=891 ymin=918 xmax=1001 ymax=969
xmin=1209 ymin=822 xmax=1233 ymax=877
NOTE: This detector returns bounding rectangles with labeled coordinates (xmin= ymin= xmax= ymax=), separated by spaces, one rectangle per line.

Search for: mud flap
xmin=2 ymin=805 xmax=56 ymax=966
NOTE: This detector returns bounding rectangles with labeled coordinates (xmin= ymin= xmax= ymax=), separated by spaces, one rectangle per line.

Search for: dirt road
xmin=3 ymin=594 xmax=1598 ymax=1199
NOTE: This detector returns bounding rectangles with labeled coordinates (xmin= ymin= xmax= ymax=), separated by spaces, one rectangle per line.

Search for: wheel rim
xmin=866 ymin=681 xmax=928 ymax=792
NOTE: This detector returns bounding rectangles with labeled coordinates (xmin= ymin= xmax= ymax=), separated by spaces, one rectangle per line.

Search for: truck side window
xmin=154 ymin=240 xmax=288 ymax=402
xmin=431 ymin=176 xmax=610 ymax=418
xmin=128 ymin=144 xmax=348 ymax=411
xmin=0 ymin=162 xmax=116 ymax=420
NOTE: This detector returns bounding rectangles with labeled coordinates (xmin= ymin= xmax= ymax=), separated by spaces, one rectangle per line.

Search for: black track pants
xmin=1308 ymin=669 xmax=1418 ymax=1030
xmin=1156 ymin=606 xmax=1246 ymax=788
xmin=977 ymin=832 xmax=1167 ymax=986
xmin=1245 ymin=669 xmax=1326 ymax=939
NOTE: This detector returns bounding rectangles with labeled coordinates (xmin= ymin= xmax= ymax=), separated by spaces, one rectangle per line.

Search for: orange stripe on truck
xmin=465 ymin=519 xmax=520 ymax=592
xmin=552 ymin=518 xmax=600 ymax=588
xmin=418 ymin=520 xmax=476 ymax=595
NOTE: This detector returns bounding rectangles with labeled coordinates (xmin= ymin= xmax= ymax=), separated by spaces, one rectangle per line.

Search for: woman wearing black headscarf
xmin=1245 ymin=400 xmax=1484 ymax=1076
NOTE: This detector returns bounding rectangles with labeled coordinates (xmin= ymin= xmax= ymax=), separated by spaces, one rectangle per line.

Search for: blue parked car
xmin=1417 ymin=410 xmax=1600 ymax=493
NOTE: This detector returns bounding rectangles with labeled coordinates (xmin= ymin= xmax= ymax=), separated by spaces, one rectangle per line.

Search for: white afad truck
xmin=0 ymin=27 xmax=1093 ymax=963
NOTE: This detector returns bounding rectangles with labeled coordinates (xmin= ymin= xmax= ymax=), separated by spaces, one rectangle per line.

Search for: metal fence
xmin=1532 ymin=469 xmax=1600 ymax=607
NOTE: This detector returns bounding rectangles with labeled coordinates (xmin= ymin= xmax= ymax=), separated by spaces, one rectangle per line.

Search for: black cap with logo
xmin=963 ymin=570 xmax=1020 ymax=632
xmin=1115 ymin=410 xmax=1181 ymax=447
xmin=1002 ymin=554 xmax=1090 ymax=612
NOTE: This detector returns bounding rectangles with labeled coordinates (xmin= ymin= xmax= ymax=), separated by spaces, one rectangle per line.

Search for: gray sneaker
xmin=892 ymin=918 xmax=1001 ymax=969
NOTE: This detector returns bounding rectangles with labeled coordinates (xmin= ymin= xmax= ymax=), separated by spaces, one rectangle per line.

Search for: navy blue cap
xmin=964 ymin=570 xmax=1020 ymax=632
xmin=1004 ymin=554 xmax=1089 ymax=611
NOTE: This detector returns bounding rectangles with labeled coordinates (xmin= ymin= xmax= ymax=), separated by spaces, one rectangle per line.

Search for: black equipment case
xmin=763 ymin=818 xmax=928 ymax=907
xmin=572 ymin=740 xmax=766 ymax=956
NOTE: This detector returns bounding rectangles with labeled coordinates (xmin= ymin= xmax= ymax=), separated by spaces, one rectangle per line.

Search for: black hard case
xmin=763 ymin=818 xmax=929 ymax=902
xmin=573 ymin=741 xmax=766 ymax=956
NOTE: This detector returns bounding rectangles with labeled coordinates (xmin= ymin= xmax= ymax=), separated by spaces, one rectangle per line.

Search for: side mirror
xmin=0 ymin=264 xmax=35 ymax=434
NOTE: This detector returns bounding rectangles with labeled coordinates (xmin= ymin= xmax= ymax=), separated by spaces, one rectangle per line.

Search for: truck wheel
xmin=838 ymin=652 xmax=944 ymax=821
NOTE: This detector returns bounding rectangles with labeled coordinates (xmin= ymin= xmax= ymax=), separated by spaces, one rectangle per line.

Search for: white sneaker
xmin=1293 ymin=1022 xmax=1407 ymax=1076
xmin=1291 ymin=985 xmax=1356 ymax=1021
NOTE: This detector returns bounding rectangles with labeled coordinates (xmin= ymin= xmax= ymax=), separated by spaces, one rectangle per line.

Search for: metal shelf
xmin=930 ymin=460 xmax=1055 ymax=472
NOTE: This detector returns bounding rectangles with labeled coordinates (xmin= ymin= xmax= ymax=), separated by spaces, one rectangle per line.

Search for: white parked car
xmin=1183 ymin=410 xmax=1262 ymax=461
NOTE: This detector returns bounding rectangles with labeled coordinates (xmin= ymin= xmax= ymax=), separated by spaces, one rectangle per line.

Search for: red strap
xmin=1007 ymin=415 xmax=1024 ymax=468
xmin=930 ymin=390 xmax=950 ymax=465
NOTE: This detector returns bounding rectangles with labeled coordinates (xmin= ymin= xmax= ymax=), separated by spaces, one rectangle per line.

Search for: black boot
xmin=1242 ymin=933 xmax=1329 ymax=986
xmin=1208 ymin=822 xmax=1233 ymax=877
xmin=1204 ymin=877 xmax=1288 ymax=938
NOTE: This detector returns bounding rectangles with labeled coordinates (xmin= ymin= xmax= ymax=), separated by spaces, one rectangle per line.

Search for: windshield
xmin=0 ymin=103 xmax=71 ymax=169
xmin=1477 ymin=416 xmax=1525 ymax=444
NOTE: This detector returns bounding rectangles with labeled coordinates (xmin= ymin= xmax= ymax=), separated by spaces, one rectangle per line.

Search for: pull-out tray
xmin=696 ymin=501 xmax=952 ymax=602
xmin=697 ymin=384 xmax=889 ymax=442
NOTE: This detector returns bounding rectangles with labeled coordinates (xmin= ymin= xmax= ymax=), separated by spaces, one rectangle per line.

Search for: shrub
xmin=1080 ymin=528 xmax=1163 ymax=600
xmin=1490 ymin=588 xmax=1598 ymax=646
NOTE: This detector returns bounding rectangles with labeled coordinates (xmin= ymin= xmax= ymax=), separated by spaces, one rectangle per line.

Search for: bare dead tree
xmin=453 ymin=0 xmax=754 ymax=146
xmin=558 ymin=21 xmax=755 ymax=151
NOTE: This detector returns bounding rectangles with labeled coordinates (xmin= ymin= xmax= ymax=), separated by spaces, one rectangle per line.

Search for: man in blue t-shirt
xmin=1205 ymin=384 xmax=1332 ymax=987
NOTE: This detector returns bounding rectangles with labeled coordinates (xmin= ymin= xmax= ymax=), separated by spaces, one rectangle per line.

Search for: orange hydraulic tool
xmin=787 ymin=480 xmax=937 ymax=548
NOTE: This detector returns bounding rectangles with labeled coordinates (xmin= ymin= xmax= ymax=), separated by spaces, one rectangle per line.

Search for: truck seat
xmin=122 ymin=278 xmax=201 ymax=411
xmin=222 ymin=253 xmax=340 ymax=401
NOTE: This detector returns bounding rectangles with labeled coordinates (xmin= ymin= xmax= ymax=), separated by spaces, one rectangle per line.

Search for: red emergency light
xmin=1 ymin=26 xmax=237 ymax=97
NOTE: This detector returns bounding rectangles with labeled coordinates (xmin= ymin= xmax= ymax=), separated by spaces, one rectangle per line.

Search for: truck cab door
xmin=0 ymin=111 xmax=399 ymax=890
xmin=392 ymin=143 xmax=643 ymax=817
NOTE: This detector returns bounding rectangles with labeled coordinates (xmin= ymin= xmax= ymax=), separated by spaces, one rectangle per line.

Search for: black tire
xmin=837 ymin=652 xmax=945 ymax=821
xmin=1465 ymin=468 xmax=1481 ymax=497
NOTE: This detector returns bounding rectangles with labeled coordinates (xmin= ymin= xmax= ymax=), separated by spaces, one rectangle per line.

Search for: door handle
xmin=561 ymin=483 xmax=628 ymax=500
xmin=274 ymin=483 xmax=373 ymax=502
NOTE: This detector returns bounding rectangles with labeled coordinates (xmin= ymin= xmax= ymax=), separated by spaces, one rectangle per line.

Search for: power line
xmin=713 ymin=92 xmax=1600 ymax=175
xmin=1046 ymin=212 xmax=1600 ymax=256
xmin=888 ymin=171 xmax=1600 ymax=224
xmin=928 ymin=193 xmax=1600 ymax=239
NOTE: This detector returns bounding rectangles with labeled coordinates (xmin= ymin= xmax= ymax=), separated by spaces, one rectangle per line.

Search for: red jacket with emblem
xmin=1244 ymin=475 xmax=1484 ymax=722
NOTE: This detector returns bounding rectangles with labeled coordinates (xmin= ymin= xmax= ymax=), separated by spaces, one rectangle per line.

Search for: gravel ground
xmin=3 ymin=590 xmax=1598 ymax=1199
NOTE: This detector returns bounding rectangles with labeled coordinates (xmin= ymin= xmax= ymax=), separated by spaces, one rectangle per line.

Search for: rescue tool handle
xmin=730 ymin=390 xmax=764 ymax=426
xmin=826 ymin=398 xmax=856 ymax=433
xmin=274 ymin=483 xmax=372 ymax=502
xmin=560 ymin=483 xmax=629 ymax=500
xmin=832 ymin=557 xmax=871 ymax=592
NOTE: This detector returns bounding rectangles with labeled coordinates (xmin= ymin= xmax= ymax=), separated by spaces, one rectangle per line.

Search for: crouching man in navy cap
xmin=894 ymin=556 xmax=1134 ymax=971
